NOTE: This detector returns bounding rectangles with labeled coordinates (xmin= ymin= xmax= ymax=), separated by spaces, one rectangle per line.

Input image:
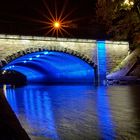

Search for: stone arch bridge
xmin=0 ymin=34 xmax=129 ymax=84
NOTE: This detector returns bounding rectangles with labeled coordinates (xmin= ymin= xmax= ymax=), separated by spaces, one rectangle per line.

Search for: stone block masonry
xmin=0 ymin=34 xmax=129 ymax=75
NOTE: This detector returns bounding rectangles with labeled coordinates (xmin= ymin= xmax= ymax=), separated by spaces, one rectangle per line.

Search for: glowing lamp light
xmin=130 ymin=1 xmax=134 ymax=6
xmin=27 ymin=0 xmax=75 ymax=37
xmin=53 ymin=21 xmax=61 ymax=29
xmin=123 ymin=0 xmax=134 ymax=7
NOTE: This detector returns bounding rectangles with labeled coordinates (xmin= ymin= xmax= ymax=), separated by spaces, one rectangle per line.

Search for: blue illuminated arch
xmin=2 ymin=50 xmax=95 ymax=84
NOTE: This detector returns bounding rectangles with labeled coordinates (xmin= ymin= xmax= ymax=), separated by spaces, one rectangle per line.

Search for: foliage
xmin=96 ymin=0 xmax=140 ymax=50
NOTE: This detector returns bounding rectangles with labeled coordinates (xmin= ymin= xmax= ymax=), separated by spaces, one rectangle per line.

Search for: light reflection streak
xmin=4 ymin=85 xmax=118 ymax=139
xmin=4 ymin=86 xmax=18 ymax=114
xmin=97 ymin=86 xmax=116 ymax=140
xmin=5 ymin=85 xmax=59 ymax=140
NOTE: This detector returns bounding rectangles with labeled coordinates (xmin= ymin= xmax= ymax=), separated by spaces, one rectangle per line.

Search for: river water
xmin=3 ymin=85 xmax=140 ymax=140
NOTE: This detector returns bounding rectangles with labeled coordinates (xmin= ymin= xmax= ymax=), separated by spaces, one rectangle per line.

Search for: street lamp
xmin=53 ymin=21 xmax=61 ymax=29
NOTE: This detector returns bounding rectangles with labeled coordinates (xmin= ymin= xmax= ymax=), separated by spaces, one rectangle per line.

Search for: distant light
xmin=2 ymin=70 xmax=6 ymax=74
xmin=130 ymin=1 xmax=134 ymax=5
xmin=36 ymin=55 xmax=40 ymax=58
xmin=53 ymin=21 xmax=61 ymax=29
xmin=123 ymin=0 xmax=134 ymax=8
xmin=23 ymin=61 xmax=27 ymax=63
xmin=29 ymin=58 xmax=33 ymax=61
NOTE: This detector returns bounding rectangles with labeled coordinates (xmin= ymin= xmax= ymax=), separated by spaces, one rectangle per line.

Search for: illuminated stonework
xmin=0 ymin=34 xmax=129 ymax=81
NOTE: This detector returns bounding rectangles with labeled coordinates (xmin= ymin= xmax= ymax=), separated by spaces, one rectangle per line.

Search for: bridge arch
xmin=0 ymin=47 xmax=97 ymax=84
xmin=0 ymin=47 xmax=96 ymax=68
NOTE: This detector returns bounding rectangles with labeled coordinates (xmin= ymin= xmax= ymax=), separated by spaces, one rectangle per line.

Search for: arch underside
xmin=2 ymin=51 xmax=95 ymax=84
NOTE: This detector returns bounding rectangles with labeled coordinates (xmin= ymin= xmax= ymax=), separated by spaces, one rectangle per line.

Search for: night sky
xmin=0 ymin=0 xmax=106 ymax=39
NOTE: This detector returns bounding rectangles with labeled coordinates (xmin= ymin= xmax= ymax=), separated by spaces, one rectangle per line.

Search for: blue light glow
xmin=44 ymin=52 xmax=49 ymax=55
xmin=97 ymin=41 xmax=106 ymax=84
xmin=97 ymin=86 xmax=116 ymax=140
xmin=29 ymin=58 xmax=32 ymax=61
xmin=36 ymin=55 xmax=40 ymax=58
xmin=2 ymin=51 xmax=94 ymax=84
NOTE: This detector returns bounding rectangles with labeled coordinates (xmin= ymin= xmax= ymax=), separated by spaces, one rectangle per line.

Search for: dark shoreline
xmin=0 ymin=88 xmax=31 ymax=140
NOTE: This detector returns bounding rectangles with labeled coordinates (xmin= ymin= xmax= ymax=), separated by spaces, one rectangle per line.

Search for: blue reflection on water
xmin=5 ymin=86 xmax=59 ymax=140
xmin=4 ymin=87 xmax=19 ymax=114
xmin=4 ymin=85 xmax=116 ymax=140
xmin=97 ymin=86 xmax=116 ymax=140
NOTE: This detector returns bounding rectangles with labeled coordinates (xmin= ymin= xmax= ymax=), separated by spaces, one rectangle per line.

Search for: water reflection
xmin=130 ymin=86 xmax=140 ymax=139
xmin=4 ymin=85 xmax=140 ymax=140
xmin=96 ymin=87 xmax=115 ymax=140
xmin=5 ymin=86 xmax=59 ymax=140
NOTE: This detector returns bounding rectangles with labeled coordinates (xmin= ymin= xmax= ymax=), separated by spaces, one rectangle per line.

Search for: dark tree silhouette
xmin=96 ymin=0 xmax=140 ymax=50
